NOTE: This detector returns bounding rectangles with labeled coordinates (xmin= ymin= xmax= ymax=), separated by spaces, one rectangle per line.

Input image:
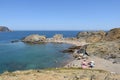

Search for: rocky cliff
xmin=0 ymin=26 xmax=11 ymax=32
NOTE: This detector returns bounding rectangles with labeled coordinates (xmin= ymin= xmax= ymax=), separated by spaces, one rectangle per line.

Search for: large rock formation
xmin=77 ymin=31 xmax=106 ymax=43
xmin=105 ymin=28 xmax=120 ymax=41
xmin=0 ymin=26 xmax=11 ymax=32
xmin=77 ymin=28 xmax=120 ymax=42
xmin=22 ymin=34 xmax=46 ymax=43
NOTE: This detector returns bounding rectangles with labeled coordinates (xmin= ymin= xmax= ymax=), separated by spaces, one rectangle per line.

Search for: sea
xmin=0 ymin=31 xmax=79 ymax=73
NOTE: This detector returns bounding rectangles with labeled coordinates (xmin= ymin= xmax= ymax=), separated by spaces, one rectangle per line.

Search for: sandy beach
xmin=65 ymin=56 xmax=120 ymax=74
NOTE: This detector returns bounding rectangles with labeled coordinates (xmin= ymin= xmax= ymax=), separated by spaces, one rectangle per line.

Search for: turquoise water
xmin=0 ymin=42 xmax=72 ymax=73
xmin=0 ymin=31 xmax=78 ymax=73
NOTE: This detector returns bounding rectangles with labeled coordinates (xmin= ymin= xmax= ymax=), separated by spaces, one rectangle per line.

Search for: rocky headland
xmin=0 ymin=26 xmax=11 ymax=32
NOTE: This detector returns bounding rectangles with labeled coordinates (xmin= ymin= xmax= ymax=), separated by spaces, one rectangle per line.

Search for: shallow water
xmin=0 ymin=42 xmax=73 ymax=73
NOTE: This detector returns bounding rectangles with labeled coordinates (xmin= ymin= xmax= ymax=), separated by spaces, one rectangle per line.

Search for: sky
xmin=0 ymin=0 xmax=120 ymax=30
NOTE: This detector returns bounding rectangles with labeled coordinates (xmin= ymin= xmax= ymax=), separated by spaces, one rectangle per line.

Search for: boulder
xmin=105 ymin=28 xmax=120 ymax=41
xmin=53 ymin=34 xmax=63 ymax=40
xmin=0 ymin=26 xmax=11 ymax=32
xmin=22 ymin=34 xmax=46 ymax=43
xmin=11 ymin=40 xmax=20 ymax=43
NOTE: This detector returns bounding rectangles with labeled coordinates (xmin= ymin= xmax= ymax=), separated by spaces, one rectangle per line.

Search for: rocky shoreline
xmin=21 ymin=28 xmax=120 ymax=73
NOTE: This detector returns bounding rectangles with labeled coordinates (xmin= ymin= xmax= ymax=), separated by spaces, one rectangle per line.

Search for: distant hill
xmin=0 ymin=26 xmax=11 ymax=32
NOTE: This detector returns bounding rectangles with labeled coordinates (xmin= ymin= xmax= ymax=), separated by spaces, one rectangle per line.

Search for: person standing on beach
xmin=81 ymin=59 xmax=88 ymax=69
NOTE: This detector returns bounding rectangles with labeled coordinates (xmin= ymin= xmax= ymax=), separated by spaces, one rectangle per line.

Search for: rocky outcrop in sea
xmin=22 ymin=34 xmax=64 ymax=44
xmin=0 ymin=26 xmax=11 ymax=32
xmin=22 ymin=34 xmax=46 ymax=43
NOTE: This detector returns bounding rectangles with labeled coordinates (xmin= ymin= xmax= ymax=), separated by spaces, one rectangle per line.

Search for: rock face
xmin=0 ymin=26 xmax=11 ymax=32
xmin=77 ymin=28 xmax=120 ymax=42
xmin=77 ymin=31 xmax=106 ymax=43
xmin=22 ymin=34 xmax=46 ymax=43
xmin=105 ymin=28 xmax=120 ymax=41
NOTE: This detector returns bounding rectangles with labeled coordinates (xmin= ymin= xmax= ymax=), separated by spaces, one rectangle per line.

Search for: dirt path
xmin=65 ymin=56 xmax=120 ymax=74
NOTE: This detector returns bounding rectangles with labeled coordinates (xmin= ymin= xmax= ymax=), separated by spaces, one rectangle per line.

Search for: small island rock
xmin=22 ymin=34 xmax=46 ymax=43
xmin=0 ymin=26 xmax=11 ymax=32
